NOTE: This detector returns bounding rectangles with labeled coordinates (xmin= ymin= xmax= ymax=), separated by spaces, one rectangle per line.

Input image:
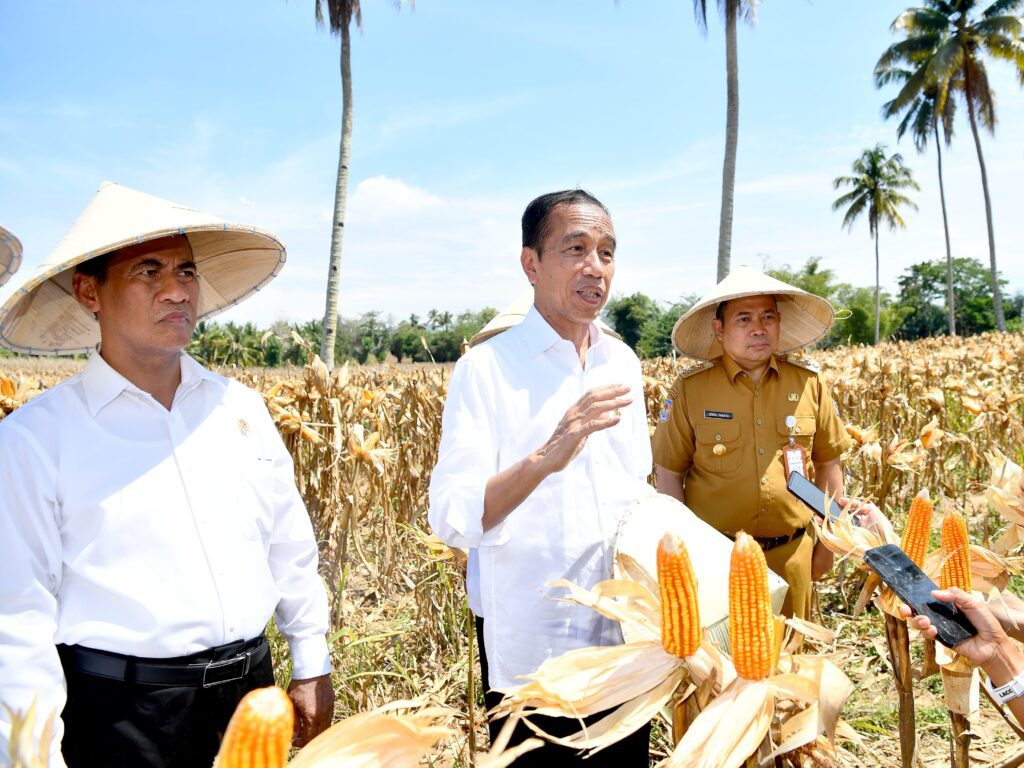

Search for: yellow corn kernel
xmin=215 ymin=686 xmax=294 ymax=768
xmin=940 ymin=510 xmax=972 ymax=592
xmin=657 ymin=531 xmax=701 ymax=658
xmin=729 ymin=532 xmax=774 ymax=681
xmin=900 ymin=488 xmax=933 ymax=568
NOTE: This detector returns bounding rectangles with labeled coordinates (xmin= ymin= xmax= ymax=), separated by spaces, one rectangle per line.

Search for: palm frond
xmin=983 ymin=35 xmax=1024 ymax=71
xmin=875 ymin=63 xmax=914 ymax=89
xmin=841 ymin=196 xmax=871 ymax=233
xmin=893 ymin=8 xmax=951 ymax=35
xmin=982 ymin=0 xmax=1024 ymax=19
xmin=692 ymin=0 xmax=710 ymax=34
xmin=974 ymin=15 xmax=1023 ymax=38
xmin=926 ymin=37 xmax=966 ymax=86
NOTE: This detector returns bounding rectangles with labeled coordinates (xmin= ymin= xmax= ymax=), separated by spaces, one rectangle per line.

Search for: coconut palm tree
xmin=315 ymin=0 xmax=411 ymax=369
xmin=832 ymin=145 xmax=920 ymax=345
xmin=876 ymin=0 xmax=1024 ymax=333
xmin=692 ymin=0 xmax=760 ymax=282
xmin=876 ymin=59 xmax=960 ymax=335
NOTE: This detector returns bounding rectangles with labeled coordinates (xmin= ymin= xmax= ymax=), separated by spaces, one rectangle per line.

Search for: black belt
xmin=58 ymin=635 xmax=269 ymax=688
xmin=725 ymin=527 xmax=806 ymax=552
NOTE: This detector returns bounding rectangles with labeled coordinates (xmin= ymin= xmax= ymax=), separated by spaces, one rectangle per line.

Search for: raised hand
xmin=534 ymin=384 xmax=633 ymax=474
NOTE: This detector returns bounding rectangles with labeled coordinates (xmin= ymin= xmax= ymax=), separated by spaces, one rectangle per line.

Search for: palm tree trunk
xmin=934 ymin=122 xmax=955 ymax=336
xmin=963 ymin=85 xmax=1006 ymax=332
xmin=716 ymin=0 xmax=739 ymax=283
xmin=320 ymin=19 xmax=354 ymax=368
xmin=874 ymin=232 xmax=881 ymax=346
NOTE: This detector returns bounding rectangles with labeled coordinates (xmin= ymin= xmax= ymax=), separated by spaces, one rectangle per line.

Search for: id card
xmin=783 ymin=443 xmax=806 ymax=479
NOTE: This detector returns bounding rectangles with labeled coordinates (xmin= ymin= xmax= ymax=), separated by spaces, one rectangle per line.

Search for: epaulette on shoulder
xmin=781 ymin=353 xmax=820 ymax=374
xmin=676 ymin=360 xmax=716 ymax=380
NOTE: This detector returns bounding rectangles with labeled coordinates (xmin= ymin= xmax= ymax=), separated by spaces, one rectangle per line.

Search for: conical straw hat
xmin=468 ymin=290 xmax=621 ymax=348
xmin=0 ymin=226 xmax=23 ymax=288
xmin=0 ymin=182 xmax=286 ymax=355
xmin=671 ymin=266 xmax=835 ymax=360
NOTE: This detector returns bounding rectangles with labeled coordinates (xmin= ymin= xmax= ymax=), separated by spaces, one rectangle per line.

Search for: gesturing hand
xmin=535 ymin=384 xmax=633 ymax=475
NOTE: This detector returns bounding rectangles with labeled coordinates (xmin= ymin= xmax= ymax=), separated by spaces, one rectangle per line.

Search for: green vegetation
xmin=183 ymin=307 xmax=497 ymax=368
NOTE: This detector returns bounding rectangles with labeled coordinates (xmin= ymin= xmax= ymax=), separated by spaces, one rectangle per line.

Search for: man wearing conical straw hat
xmin=0 ymin=183 xmax=334 ymax=766
xmin=651 ymin=266 xmax=853 ymax=619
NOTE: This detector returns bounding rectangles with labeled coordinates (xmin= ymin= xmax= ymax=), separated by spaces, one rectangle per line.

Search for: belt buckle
xmin=202 ymin=649 xmax=253 ymax=688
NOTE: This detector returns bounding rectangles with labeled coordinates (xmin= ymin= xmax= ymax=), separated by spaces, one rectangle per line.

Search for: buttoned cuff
xmin=289 ymin=635 xmax=331 ymax=680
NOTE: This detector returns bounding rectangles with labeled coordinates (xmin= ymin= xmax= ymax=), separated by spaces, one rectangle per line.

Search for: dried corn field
xmin=2 ymin=331 xmax=1024 ymax=766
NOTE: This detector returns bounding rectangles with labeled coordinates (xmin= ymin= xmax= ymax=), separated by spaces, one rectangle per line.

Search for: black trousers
xmin=477 ymin=616 xmax=651 ymax=767
xmin=58 ymin=639 xmax=274 ymax=768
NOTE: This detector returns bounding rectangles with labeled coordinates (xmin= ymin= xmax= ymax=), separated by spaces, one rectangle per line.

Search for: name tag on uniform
xmin=704 ymin=410 xmax=733 ymax=420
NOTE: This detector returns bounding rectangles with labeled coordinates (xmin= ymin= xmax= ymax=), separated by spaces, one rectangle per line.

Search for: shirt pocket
xmin=694 ymin=421 xmax=742 ymax=474
xmin=775 ymin=415 xmax=816 ymax=453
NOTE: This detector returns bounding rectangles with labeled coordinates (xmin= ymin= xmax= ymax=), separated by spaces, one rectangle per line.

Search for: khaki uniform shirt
xmin=651 ymin=353 xmax=853 ymax=617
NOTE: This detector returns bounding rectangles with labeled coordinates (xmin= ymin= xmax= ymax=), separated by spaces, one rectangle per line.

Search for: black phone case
xmin=863 ymin=544 xmax=977 ymax=647
xmin=786 ymin=472 xmax=844 ymax=523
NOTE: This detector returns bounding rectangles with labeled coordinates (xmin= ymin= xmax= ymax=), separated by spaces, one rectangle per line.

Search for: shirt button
xmin=715 ymin=434 xmax=722 ymax=441
xmin=760 ymin=478 xmax=767 ymax=485
xmin=795 ymin=426 xmax=802 ymax=434
xmin=758 ymin=447 xmax=766 ymax=455
xmin=756 ymin=419 xmax=763 ymax=426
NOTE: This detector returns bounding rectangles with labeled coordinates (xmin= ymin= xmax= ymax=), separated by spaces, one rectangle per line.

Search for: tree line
xmin=181 ymin=307 xmax=498 ymax=368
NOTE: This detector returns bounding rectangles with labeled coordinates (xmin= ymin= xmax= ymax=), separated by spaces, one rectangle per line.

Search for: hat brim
xmin=0 ymin=226 xmax=23 ymax=289
xmin=469 ymin=290 xmax=621 ymax=347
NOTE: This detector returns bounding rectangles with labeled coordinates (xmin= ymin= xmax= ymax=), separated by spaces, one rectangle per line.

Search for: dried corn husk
xmin=3 ymin=697 xmax=54 ymax=768
xmin=288 ymin=699 xmax=456 ymax=768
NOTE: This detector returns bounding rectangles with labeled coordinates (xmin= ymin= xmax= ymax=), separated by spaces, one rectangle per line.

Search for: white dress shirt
xmin=0 ymin=352 xmax=330 ymax=761
xmin=428 ymin=306 xmax=653 ymax=691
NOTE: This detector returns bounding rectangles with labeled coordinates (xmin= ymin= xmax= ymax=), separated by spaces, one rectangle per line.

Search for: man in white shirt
xmin=0 ymin=183 xmax=333 ymax=767
xmin=429 ymin=189 xmax=653 ymax=765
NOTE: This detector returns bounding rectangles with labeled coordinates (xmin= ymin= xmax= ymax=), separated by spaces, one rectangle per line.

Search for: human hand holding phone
xmin=864 ymin=544 xmax=977 ymax=647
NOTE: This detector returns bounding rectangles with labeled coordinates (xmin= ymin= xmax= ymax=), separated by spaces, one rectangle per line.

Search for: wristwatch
xmin=985 ymin=669 xmax=1024 ymax=704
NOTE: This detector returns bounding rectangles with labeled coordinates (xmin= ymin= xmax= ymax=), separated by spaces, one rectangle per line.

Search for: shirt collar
xmin=81 ymin=350 xmax=222 ymax=416
xmin=521 ymin=304 xmax=604 ymax=359
xmin=720 ymin=353 xmax=780 ymax=383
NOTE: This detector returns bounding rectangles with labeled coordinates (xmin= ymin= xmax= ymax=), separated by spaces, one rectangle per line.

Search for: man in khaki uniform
xmin=652 ymin=267 xmax=852 ymax=619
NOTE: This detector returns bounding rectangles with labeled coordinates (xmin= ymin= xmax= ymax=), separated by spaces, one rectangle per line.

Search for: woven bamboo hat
xmin=0 ymin=182 xmax=286 ymax=355
xmin=0 ymin=226 xmax=22 ymax=288
xmin=671 ymin=266 xmax=835 ymax=360
xmin=468 ymin=290 xmax=621 ymax=347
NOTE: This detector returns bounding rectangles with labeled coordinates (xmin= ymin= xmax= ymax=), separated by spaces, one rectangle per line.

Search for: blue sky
xmin=2 ymin=0 xmax=1022 ymax=327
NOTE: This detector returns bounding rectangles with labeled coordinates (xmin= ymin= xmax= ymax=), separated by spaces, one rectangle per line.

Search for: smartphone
xmin=863 ymin=544 xmax=978 ymax=647
xmin=786 ymin=472 xmax=844 ymax=524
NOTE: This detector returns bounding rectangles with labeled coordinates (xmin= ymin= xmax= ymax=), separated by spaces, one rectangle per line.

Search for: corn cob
xmin=900 ymin=489 xmax=933 ymax=568
xmin=940 ymin=510 xmax=972 ymax=592
xmin=657 ymin=531 xmax=701 ymax=658
xmin=215 ymin=686 xmax=294 ymax=768
xmin=729 ymin=532 xmax=774 ymax=681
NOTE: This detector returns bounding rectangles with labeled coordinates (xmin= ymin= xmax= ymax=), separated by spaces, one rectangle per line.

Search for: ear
xmin=521 ymin=247 xmax=539 ymax=287
xmin=72 ymin=272 xmax=102 ymax=315
xmin=711 ymin=317 xmax=724 ymax=341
